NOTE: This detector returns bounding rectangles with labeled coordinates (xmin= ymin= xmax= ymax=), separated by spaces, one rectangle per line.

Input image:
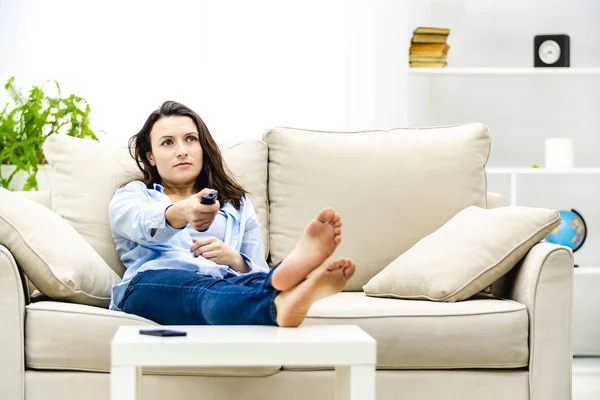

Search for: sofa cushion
xmin=15 ymin=190 xmax=52 ymax=209
xmin=363 ymin=206 xmax=561 ymax=302
xmin=0 ymin=188 xmax=121 ymax=307
xmin=264 ymin=124 xmax=490 ymax=290
xmin=25 ymin=301 xmax=281 ymax=376
xmin=42 ymin=136 xmax=270 ymax=277
xmin=287 ymin=292 xmax=529 ymax=369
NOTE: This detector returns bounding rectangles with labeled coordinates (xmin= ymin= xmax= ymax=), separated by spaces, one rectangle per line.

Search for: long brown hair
xmin=127 ymin=101 xmax=247 ymax=210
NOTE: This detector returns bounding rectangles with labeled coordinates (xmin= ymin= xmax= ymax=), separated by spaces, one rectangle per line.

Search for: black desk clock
xmin=534 ymin=34 xmax=570 ymax=67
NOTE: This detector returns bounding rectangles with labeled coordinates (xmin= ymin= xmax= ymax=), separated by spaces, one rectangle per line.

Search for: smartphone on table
xmin=139 ymin=329 xmax=187 ymax=337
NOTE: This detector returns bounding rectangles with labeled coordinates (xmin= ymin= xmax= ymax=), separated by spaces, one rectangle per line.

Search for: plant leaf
xmin=0 ymin=76 xmax=100 ymax=190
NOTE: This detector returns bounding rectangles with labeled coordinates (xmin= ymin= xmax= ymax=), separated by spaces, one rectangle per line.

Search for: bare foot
xmin=270 ymin=208 xmax=342 ymax=291
xmin=274 ymin=258 xmax=355 ymax=327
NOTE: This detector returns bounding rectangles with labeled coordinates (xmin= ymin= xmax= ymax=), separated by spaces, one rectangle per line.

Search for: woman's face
xmin=147 ymin=116 xmax=203 ymax=186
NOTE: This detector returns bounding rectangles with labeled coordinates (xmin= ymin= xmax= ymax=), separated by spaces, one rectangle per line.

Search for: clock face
xmin=539 ymin=40 xmax=561 ymax=64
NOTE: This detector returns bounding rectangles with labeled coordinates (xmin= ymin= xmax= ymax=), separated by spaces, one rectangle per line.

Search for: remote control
xmin=200 ymin=191 xmax=218 ymax=205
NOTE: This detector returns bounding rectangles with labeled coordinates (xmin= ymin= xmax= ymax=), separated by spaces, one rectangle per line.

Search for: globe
xmin=545 ymin=209 xmax=587 ymax=252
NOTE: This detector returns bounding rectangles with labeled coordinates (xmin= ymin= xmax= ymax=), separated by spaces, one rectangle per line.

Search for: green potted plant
xmin=0 ymin=76 xmax=99 ymax=191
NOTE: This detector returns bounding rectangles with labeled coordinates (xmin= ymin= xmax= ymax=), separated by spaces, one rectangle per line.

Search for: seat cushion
xmin=264 ymin=124 xmax=490 ymax=290
xmin=289 ymin=292 xmax=529 ymax=369
xmin=42 ymin=136 xmax=270 ymax=277
xmin=25 ymin=301 xmax=280 ymax=377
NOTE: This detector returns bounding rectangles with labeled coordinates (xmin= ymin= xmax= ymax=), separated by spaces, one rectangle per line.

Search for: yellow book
xmin=411 ymin=33 xmax=448 ymax=44
xmin=409 ymin=43 xmax=450 ymax=55
xmin=409 ymin=62 xmax=447 ymax=68
xmin=414 ymin=27 xmax=451 ymax=35
xmin=409 ymin=55 xmax=448 ymax=63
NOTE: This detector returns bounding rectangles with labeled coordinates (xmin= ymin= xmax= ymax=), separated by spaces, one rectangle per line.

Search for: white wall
xmin=0 ymin=0 xmax=409 ymax=149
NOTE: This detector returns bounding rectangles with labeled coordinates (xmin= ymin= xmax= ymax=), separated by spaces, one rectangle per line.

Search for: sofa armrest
xmin=0 ymin=244 xmax=25 ymax=400
xmin=503 ymin=242 xmax=574 ymax=400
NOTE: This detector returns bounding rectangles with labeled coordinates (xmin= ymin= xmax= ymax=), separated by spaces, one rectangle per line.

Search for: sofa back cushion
xmin=264 ymin=124 xmax=491 ymax=290
xmin=42 ymin=135 xmax=269 ymax=277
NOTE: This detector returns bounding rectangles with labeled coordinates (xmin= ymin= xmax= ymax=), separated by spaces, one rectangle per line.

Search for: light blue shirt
xmin=108 ymin=180 xmax=269 ymax=311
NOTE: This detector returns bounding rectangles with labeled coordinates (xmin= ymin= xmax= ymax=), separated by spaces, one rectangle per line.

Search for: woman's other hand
xmin=190 ymin=237 xmax=249 ymax=273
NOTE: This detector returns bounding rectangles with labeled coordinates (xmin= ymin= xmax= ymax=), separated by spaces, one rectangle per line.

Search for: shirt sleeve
xmin=238 ymin=197 xmax=269 ymax=273
xmin=109 ymin=181 xmax=185 ymax=245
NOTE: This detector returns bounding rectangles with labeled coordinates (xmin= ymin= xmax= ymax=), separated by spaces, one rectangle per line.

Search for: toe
xmin=318 ymin=208 xmax=336 ymax=223
xmin=344 ymin=264 xmax=355 ymax=278
xmin=332 ymin=213 xmax=341 ymax=224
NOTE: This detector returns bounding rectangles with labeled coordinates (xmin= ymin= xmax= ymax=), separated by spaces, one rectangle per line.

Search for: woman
xmin=108 ymin=101 xmax=355 ymax=327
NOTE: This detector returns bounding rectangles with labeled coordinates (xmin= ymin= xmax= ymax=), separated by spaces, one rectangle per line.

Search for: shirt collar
xmin=152 ymin=183 xmax=165 ymax=193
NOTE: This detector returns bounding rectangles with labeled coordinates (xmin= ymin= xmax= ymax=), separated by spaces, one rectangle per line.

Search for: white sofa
xmin=0 ymin=123 xmax=573 ymax=400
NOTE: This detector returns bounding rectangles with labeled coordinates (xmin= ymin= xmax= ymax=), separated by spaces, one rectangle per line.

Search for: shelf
xmin=486 ymin=167 xmax=600 ymax=206
xmin=574 ymin=267 xmax=600 ymax=275
xmin=487 ymin=167 xmax=600 ymax=175
xmin=409 ymin=67 xmax=600 ymax=76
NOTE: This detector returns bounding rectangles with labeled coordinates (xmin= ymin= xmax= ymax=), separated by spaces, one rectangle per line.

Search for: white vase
xmin=545 ymin=137 xmax=574 ymax=169
xmin=0 ymin=164 xmax=51 ymax=191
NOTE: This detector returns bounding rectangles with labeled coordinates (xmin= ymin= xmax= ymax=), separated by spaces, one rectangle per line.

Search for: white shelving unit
xmin=486 ymin=168 xmax=600 ymax=206
xmin=573 ymin=266 xmax=600 ymax=357
xmin=409 ymin=67 xmax=600 ymax=76
xmin=487 ymin=168 xmax=600 ymax=174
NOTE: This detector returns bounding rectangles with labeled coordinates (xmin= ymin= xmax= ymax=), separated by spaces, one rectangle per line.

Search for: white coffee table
xmin=111 ymin=324 xmax=376 ymax=400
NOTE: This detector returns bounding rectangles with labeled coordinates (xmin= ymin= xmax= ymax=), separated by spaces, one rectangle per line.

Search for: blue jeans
xmin=118 ymin=265 xmax=281 ymax=326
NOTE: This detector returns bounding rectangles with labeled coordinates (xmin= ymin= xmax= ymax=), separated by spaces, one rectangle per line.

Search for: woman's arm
xmin=109 ymin=182 xmax=185 ymax=244
xmin=165 ymin=202 xmax=188 ymax=229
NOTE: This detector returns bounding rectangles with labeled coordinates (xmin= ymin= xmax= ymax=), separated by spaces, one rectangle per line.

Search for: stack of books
xmin=409 ymin=27 xmax=450 ymax=68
